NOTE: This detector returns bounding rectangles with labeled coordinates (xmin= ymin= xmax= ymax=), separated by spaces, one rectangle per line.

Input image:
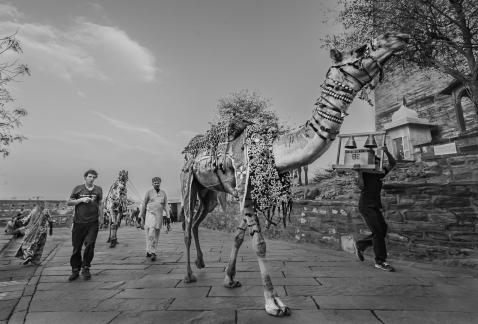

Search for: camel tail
xmin=180 ymin=206 xmax=185 ymax=231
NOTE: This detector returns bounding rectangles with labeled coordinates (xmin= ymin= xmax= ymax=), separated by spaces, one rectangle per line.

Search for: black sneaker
xmin=146 ymin=252 xmax=151 ymax=258
xmin=81 ymin=267 xmax=91 ymax=280
xmin=150 ymin=253 xmax=156 ymax=261
xmin=374 ymin=261 xmax=395 ymax=272
xmin=68 ymin=270 xmax=80 ymax=281
xmin=353 ymin=242 xmax=365 ymax=262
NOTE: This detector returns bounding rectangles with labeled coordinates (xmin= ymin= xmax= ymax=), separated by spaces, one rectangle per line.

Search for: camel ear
xmin=330 ymin=49 xmax=343 ymax=63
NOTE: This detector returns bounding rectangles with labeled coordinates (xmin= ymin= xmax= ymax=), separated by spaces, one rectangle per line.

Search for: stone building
xmin=382 ymin=99 xmax=435 ymax=161
xmin=375 ymin=68 xmax=478 ymax=159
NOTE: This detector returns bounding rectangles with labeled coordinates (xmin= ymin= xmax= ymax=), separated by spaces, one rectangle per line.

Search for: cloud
xmin=92 ymin=111 xmax=168 ymax=145
xmin=33 ymin=132 xmax=158 ymax=156
xmin=0 ymin=6 xmax=158 ymax=83
xmin=84 ymin=2 xmax=104 ymax=13
xmin=71 ymin=20 xmax=158 ymax=82
xmin=68 ymin=131 xmax=158 ymax=155
xmin=0 ymin=3 xmax=25 ymax=20
xmin=32 ymin=134 xmax=90 ymax=146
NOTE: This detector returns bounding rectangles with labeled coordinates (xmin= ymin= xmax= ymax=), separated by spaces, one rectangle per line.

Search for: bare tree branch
xmin=0 ymin=33 xmax=29 ymax=157
xmin=326 ymin=0 xmax=478 ymax=107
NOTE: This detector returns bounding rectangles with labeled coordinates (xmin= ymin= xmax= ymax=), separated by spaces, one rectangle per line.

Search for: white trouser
xmin=145 ymin=226 xmax=160 ymax=254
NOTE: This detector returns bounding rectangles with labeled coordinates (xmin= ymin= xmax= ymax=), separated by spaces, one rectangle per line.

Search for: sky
xmin=0 ymin=0 xmax=375 ymax=201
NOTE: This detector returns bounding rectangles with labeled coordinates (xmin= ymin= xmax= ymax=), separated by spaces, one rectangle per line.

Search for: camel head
xmin=328 ymin=32 xmax=409 ymax=91
xmin=118 ymin=170 xmax=128 ymax=184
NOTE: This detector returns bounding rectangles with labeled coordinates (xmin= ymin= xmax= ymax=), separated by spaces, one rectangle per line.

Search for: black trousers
xmin=70 ymin=221 xmax=99 ymax=270
xmin=357 ymin=206 xmax=388 ymax=263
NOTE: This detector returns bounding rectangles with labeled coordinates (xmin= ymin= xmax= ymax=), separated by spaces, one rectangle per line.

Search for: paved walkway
xmin=0 ymin=223 xmax=477 ymax=324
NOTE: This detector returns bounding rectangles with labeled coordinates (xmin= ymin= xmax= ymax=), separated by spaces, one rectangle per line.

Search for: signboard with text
xmin=337 ymin=149 xmax=376 ymax=169
xmin=433 ymin=142 xmax=457 ymax=156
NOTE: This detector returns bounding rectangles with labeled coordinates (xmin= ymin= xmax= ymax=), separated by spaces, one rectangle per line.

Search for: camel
xmin=180 ymin=32 xmax=410 ymax=317
xmin=105 ymin=170 xmax=128 ymax=248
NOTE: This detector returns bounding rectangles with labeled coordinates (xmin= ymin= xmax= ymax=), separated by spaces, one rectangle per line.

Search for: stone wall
xmin=202 ymin=199 xmax=361 ymax=246
xmin=382 ymin=182 xmax=478 ymax=263
xmin=0 ymin=200 xmax=73 ymax=227
xmin=201 ymin=157 xmax=478 ymax=268
xmin=375 ymin=68 xmax=478 ymax=140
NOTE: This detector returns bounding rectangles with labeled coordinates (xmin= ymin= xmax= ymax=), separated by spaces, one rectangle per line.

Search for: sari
xmin=15 ymin=204 xmax=53 ymax=265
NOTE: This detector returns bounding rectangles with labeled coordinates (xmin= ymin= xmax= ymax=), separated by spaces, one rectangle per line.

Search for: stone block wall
xmin=0 ymin=200 xmax=73 ymax=227
xmin=382 ymin=182 xmax=478 ymax=263
xmin=201 ymin=157 xmax=478 ymax=267
xmin=202 ymin=200 xmax=363 ymax=246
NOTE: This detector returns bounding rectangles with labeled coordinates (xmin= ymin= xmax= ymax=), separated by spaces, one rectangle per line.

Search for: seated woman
xmin=4 ymin=211 xmax=32 ymax=238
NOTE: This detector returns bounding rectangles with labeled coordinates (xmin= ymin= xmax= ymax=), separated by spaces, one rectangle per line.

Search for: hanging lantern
xmin=364 ymin=134 xmax=377 ymax=148
xmin=344 ymin=136 xmax=357 ymax=149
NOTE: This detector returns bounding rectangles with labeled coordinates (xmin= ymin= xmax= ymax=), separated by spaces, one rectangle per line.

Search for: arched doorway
xmin=455 ymin=86 xmax=478 ymax=133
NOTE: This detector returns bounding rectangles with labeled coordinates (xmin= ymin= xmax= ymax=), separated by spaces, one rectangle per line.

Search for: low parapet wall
xmin=201 ymin=181 xmax=478 ymax=268
xmin=0 ymin=200 xmax=73 ymax=227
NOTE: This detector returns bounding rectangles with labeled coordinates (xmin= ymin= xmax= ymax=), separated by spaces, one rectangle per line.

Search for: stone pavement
xmin=0 ymin=232 xmax=12 ymax=255
xmin=0 ymin=223 xmax=477 ymax=324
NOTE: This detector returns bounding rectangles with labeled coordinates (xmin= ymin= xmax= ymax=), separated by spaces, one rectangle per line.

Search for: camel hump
xmin=182 ymin=134 xmax=205 ymax=154
xmin=182 ymin=117 xmax=252 ymax=156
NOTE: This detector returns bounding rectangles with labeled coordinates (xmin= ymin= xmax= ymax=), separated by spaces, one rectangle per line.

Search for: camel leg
xmin=109 ymin=211 xmax=119 ymax=248
xmin=184 ymin=211 xmax=196 ymax=282
xmin=192 ymin=190 xmax=217 ymax=269
xmin=224 ymin=216 xmax=247 ymax=288
xmin=109 ymin=224 xmax=117 ymax=248
xmin=223 ymin=196 xmax=251 ymax=288
xmin=304 ymin=165 xmax=309 ymax=185
xmin=183 ymin=175 xmax=198 ymax=283
xmin=117 ymin=211 xmax=123 ymax=241
xmin=245 ymin=200 xmax=290 ymax=317
xmin=106 ymin=216 xmax=112 ymax=243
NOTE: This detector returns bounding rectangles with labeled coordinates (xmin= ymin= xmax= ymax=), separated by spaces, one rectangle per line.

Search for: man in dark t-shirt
xmin=355 ymin=146 xmax=396 ymax=272
xmin=67 ymin=169 xmax=103 ymax=281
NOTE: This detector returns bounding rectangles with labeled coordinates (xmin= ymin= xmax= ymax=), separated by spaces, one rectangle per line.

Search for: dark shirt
xmin=359 ymin=172 xmax=386 ymax=208
xmin=70 ymin=185 xmax=103 ymax=223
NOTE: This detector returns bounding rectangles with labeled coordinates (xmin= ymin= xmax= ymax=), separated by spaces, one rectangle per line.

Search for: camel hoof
xmin=266 ymin=306 xmax=291 ymax=317
xmin=184 ymin=273 xmax=197 ymax=283
xmin=224 ymin=280 xmax=242 ymax=288
xmin=195 ymin=259 xmax=205 ymax=269
xmin=265 ymin=298 xmax=291 ymax=317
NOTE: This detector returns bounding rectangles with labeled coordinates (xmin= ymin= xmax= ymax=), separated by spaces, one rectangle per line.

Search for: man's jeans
xmin=357 ymin=206 xmax=388 ymax=263
xmin=70 ymin=221 xmax=99 ymax=270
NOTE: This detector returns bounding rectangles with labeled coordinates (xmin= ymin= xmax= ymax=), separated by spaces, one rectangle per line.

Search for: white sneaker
xmin=374 ymin=261 xmax=395 ymax=272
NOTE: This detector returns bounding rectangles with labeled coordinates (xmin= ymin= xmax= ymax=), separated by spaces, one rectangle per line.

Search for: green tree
xmin=216 ymin=89 xmax=281 ymax=131
xmin=326 ymin=0 xmax=478 ymax=109
xmin=0 ymin=34 xmax=30 ymax=157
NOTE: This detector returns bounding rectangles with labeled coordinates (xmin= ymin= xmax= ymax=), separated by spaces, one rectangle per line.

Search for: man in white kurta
xmin=140 ymin=177 xmax=169 ymax=261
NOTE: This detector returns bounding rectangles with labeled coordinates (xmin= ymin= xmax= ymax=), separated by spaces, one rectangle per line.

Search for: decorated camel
xmin=180 ymin=32 xmax=409 ymax=317
xmin=105 ymin=170 xmax=128 ymax=248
